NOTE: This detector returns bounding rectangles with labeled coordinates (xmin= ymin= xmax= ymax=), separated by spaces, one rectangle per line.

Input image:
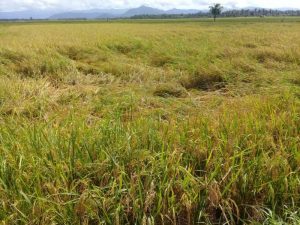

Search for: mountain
xmin=122 ymin=6 xmax=165 ymax=17
xmin=49 ymin=6 xmax=201 ymax=20
xmin=165 ymin=9 xmax=200 ymax=14
xmin=49 ymin=9 xmax=127 ymax=19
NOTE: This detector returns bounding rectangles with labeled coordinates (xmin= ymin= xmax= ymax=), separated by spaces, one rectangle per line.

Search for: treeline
xmin=222 ymin=9 xmax=300 ymax=17
xmin=131 ymin=9 xmax=300 ymax=19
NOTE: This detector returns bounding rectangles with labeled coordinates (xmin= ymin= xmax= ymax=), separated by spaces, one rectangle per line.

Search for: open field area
xmin=0 ymin=18 xmax=300 ymax=224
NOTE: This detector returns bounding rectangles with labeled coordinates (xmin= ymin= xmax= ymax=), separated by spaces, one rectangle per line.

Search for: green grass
xmin=0 ymin=18 xmax=299 ymax=224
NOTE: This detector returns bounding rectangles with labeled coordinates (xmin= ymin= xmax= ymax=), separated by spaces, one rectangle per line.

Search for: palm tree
xmin=209 ymin=3 xmax=223 ymax=22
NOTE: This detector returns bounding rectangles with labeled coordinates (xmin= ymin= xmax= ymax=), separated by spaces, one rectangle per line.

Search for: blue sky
xmin=1 ymin=0 xmax=300 ymax=11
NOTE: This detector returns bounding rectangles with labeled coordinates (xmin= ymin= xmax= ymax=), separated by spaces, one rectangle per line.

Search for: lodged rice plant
xmin=0 ymin=18 xmax=299 ymax=224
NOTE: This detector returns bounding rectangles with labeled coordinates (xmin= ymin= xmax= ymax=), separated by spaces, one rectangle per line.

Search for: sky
xmin=1 ymin=0 xmax=300 ymax=12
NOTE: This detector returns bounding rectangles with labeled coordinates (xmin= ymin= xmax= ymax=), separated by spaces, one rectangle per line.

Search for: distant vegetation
xmin=0 ymin=18 xmax=299 ymax=224
xmin=130 ymin=8 xmax=300 ymax=19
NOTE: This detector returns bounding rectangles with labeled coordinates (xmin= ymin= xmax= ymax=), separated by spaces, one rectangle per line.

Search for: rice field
xmin=0 ymin=18 xmax=299 ymax=224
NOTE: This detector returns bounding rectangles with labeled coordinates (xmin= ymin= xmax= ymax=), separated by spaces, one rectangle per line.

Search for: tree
xmin=209 ymin=3 xmax=223 ymax=21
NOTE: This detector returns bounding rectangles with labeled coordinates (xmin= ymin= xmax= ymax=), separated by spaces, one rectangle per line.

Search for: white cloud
xmin=0 ymin=0 xmax=300 ymax=11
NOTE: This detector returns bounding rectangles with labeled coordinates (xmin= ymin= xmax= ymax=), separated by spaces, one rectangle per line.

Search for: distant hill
xmin=0 ymin=10 xmax=59 ymax=19
xmin=123 ymin=6 xmax=200 ymax=17
xmin=49 ymin=6 xmax=201 ymax=20
xmin=0 ymin=6 xmax=201 ymax=20
xmin=122 ymin=6 xmax=165 ymax=17
xmin=165 ymin=8 xmax=200 ymax=14
xmin=49 ymin=9 xmax=127 ymax=19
